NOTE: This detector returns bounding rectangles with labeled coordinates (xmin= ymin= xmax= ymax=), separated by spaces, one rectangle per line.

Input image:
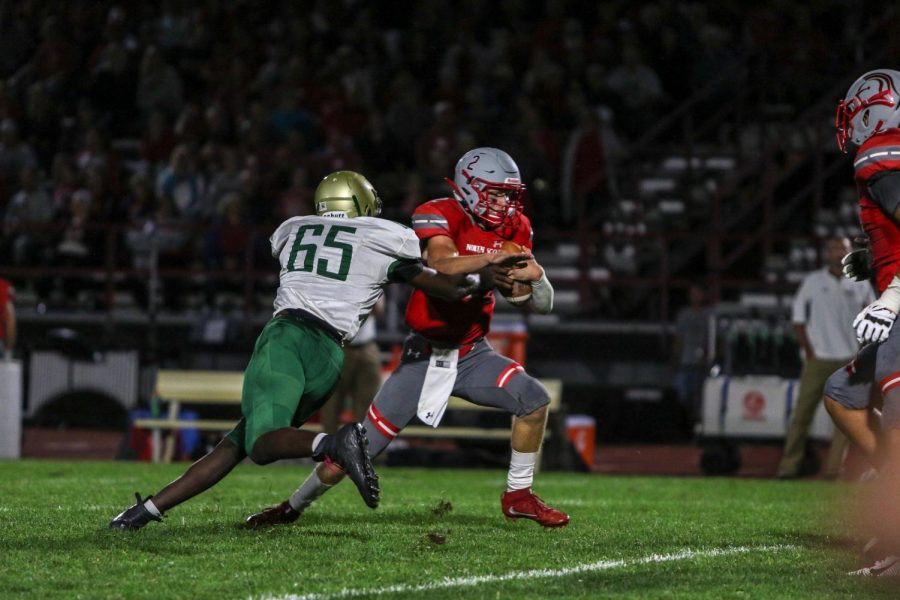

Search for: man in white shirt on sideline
xmin=777 ymin=237 xmax=875 ymax=479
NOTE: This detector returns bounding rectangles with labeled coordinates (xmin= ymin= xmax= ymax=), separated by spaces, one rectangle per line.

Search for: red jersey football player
xmin=247 ymin=147 xmax=568 ymax=528
xmin=827 ymin=69 xmax=900 ymax=576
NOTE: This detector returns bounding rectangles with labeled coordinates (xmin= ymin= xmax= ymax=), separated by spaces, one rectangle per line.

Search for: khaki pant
xmin=778 ymin=357 xmax=850 ymax=478
xmin=319 ymin=341 xmax=383 ymax=434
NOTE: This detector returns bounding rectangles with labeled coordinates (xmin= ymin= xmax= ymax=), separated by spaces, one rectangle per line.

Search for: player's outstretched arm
xmin=425 ymin=235 xmax=532 ymax=274
xmin=408 ymin=267 xmax=484 ymax=301
xmin=411 ymin=250 xmax=533 ymax=301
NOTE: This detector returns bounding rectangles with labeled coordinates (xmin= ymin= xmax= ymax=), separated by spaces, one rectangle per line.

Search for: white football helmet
xmin=445 ymin=147 xmax=525 ymax=228
xmin=836 ymin=69 xmax=900 ymax=152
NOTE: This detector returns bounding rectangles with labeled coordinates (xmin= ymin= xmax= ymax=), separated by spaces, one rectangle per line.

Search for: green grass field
xmin=0 ymin=460 xmax=894 ymax=599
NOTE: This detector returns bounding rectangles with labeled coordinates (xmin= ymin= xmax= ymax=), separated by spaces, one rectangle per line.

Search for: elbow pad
xmin=530 ymin=273 xmax=554 ymax=314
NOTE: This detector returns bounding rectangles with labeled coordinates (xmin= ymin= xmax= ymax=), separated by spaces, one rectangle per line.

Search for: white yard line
xmin=257 ymin=544 xmax=798 ymax=600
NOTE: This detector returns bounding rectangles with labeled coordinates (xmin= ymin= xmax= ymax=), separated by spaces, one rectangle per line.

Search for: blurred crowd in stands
xmin=0 ymin=0 xmax=883 ymax=309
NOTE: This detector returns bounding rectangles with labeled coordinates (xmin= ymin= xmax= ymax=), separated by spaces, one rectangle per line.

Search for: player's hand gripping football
xmin=853 ymin=301 xmax=897 ymax=344
xmin=842 ymin=237 xmax=872 ymax=281
xmin=455 ymin=251 xmax=531 ymax=298
xmin=507 ymin=258 xmax=544 ymax=282
xmin=479 ymin=248 xmax=532 ymax=293
xmin=487 ymin=248 xmax=533 ymax=269
xmin=485 ymin=242 xmax=537 ymax=294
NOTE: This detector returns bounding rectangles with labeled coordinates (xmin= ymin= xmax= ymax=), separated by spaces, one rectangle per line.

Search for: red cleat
xmin=245 ymin=501 xmax=300 ymax=529
xmin=501 ymin=488 xmax=570 ymax=528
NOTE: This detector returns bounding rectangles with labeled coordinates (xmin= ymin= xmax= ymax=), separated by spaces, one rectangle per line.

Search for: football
xmin=499 ymin=241 xmax=533 ymax=306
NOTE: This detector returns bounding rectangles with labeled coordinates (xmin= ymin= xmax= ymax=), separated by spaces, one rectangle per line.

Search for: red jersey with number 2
xmin=854 ymin=129 xmax=900 ymax=293
xmin=406 ymin=198 xmax=533 ymax=344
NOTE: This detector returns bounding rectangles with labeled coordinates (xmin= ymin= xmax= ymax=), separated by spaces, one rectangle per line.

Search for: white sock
xmin=289 ymin=470 xmax=333 ymax=513
xmin=507 ymin=450 xmax=537 ymax=491
xmin=143 ymin=498 xmax=162 ymax=517
xmin=312 ymin=432 xmax=328 ymax=454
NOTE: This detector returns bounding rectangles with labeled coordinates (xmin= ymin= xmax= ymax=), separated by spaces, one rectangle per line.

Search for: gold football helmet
xmin=314 ymin=171 xmax=382 ymax=218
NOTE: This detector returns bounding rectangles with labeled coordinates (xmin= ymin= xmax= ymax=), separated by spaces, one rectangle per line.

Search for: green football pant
xmin=225 ymin=314 xmax=344 ymax=458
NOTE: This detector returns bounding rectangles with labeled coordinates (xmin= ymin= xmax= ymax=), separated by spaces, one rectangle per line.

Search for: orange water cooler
xmin=565 ymin=414 xmax=596 ymax=469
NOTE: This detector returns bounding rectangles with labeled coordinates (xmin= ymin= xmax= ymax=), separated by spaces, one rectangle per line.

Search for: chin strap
xmin=530 ymin=272 xmax=554 ymax=314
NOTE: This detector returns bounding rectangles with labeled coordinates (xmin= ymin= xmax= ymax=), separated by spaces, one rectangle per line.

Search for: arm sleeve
xmin=530 ymin=273 xmax=554 ymax=314
xmin=867 ymin=171 xmax=900 ymax=216
xmin=387 ymin=258 xmax=426 ymax=283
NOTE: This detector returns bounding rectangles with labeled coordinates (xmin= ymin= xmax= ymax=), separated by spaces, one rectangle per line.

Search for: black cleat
xmin=313 ymin=423 xmax=380 ymax=508
xmin=109 ymin=492 xmax=162 ymax=531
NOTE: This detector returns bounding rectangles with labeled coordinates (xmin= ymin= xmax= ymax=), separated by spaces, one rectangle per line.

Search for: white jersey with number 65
xmin=270 ymin=215 xmax=421 ymax=341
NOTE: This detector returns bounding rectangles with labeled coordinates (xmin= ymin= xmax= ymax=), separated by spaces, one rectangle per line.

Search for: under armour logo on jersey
xmin=425 ymin=411 xmax=434 ymax=419
xmin=406 ymin=349 xmax=421 ymax=358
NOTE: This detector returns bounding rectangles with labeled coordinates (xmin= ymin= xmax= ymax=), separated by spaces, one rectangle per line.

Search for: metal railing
xmin=589 ymin=7 xmax=897 ymax=314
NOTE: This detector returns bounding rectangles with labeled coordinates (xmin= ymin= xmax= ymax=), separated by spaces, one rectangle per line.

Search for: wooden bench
xmin=135 ymin=369 xmax=563 ymax=463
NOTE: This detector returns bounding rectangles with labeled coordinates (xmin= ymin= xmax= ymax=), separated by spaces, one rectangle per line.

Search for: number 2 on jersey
xmin=287 ymin=224 xmax=357 ymax=281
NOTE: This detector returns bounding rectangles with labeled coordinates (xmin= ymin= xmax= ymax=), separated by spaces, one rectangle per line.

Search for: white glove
xmin=853 ymin=302 xmax=897 ymax=344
